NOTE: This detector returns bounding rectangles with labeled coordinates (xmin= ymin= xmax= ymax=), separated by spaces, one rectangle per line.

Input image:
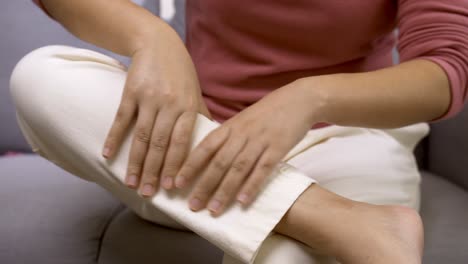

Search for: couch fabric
xmin=1 ymin=1 xmax=467 ymax=264
xmin=0 ymin=155 xmax=122 ymax=264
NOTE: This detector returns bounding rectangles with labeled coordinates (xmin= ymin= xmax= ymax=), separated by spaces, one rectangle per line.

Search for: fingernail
xmin=175 ymin=176 xmax=187 ymax=188
xmin=162 ymin=177 xmax=173 ymax=189
xmin=189 ymin=198 xmax=203 ymax=211
xmin=141 ymin=184 xmax=155 ymax=197
xmin=126 ymin=175 xmax=138 ymax=188
xmin=237 ymin=193 xmax=249 ymax=204
xmin=207 ymin=199 xmax=222 ymax=213
xmin=102 ymin=147 xmax=111 ymax=158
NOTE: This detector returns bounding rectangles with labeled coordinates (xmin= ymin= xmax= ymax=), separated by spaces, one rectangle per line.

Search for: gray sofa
xmin=1 ymin=1 xmax=467 ymax=263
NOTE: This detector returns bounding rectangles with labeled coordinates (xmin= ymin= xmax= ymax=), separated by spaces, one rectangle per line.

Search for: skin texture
xmin=39 ymin=1 xmax=449 ymax=262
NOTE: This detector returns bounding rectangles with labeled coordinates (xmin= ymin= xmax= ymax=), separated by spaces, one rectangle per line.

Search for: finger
xmin=207 ymin=142 xmax=265 ymax=216
xmin=237 ymin=148 xmax=284 ymax=205
xmin=174 ymin=127 xmax=231 ymax=189
xmin=102 ymin=97 xmax=137 ymax=159
xmin=159 ymin=111 xmax=197 ymax=190
xmin=139 ymin=108 xmax=178 ymax=197
xmin=125 ymin=104 xmax=157 ymax=189
xmin=189 ymin=136 xmax=247 ymax=212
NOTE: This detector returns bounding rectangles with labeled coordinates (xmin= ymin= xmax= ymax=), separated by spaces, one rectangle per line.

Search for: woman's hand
xmin=102 ymin=25 xmax=211 ymax=197
xmin=173 ymin=79 xmax=321 ymax=216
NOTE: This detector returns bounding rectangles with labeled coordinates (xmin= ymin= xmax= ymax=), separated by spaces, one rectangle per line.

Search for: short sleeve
xmin=397 ymin=0 xmax=468 ymax=120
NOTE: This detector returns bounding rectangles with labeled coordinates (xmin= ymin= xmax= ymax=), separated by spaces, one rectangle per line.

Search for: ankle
xmin=275 ymin=186 xmax=356 ymax=255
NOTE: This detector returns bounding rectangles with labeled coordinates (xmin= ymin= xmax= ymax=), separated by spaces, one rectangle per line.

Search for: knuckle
xmin=193 ymin=189 xmax=210 ymax=200
xmin=173 ymin=100 xmax=188 ymax=111
xmin=143 ymin=88 xmax=158 ymax=98
xmin=231 ymin=158 xmax=249 ymax=172
xmin=182 ymin=161 xmax=196 ymax=171
xmin=212 ymin=158 xmax=228 ymax=171
xmin=142 ymin=170 xmax=159 ymax=182
xmin=199 ymin=141 xmax=217 ymax=154
xmin=180 ymin=161 xmax=198 ymax=177
xmin=245 ymin=181 xmax=261 ymax=195
xmin=175 ymin=119 xmax=194 ymax=138
xmin=162 ymin=163 xmax=180 ymax=177
xmin=161 ymin=90 xmax=177 ymax=104
xmin=259 ymin=159 xmax=276 ymax=171
xmin=127 ymin=161 xmax=143 ymax=172
xmin=135 ymin=129 xmax=151 ymax=144
xmin=181 ymin=110 xmax=197 ymax=118
xmin=213 ymin=191 xmax=229 ymax=203
xmin=172 ymin=134 xmax=190 ymax=146
xmin=251 ymin=178 xmax=263 ymax=189
xmin=149 ymin=135 xmax=168 ymax=151
xmin=115 ymin=105 xmax=131 ymax=121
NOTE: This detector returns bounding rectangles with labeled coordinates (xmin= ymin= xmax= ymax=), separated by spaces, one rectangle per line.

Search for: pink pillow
xmin=2 ymin=151 xmax=24 ymax=157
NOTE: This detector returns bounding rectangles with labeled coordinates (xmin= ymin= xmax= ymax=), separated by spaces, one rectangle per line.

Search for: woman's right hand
xmin=102 ymin=25 xmax=211 ymax=197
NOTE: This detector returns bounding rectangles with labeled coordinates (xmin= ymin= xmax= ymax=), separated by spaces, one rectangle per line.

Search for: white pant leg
xmin=10 ymin=45 xmax=317 ymax=264
xmin=224 ymin=123 xmax=428 ymax=264
xmin=223 ymin=233 xmax=336 ymax=264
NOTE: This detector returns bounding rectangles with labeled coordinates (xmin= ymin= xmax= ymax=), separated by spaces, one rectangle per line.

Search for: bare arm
xmin=302 ymin=59 xmax=451 ymax=129
xmin=301 ymin=0 xmax=468 ymax=129
xmin=41 ymin=0 xmax=171 ymax=56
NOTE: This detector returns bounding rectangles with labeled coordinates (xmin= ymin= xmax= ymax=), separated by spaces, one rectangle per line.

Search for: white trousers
xmin=10 ymin=46 xmax=429 ymax=264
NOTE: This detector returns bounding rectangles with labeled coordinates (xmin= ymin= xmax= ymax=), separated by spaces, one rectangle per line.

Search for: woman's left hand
xmin=173 ymin=79 xmax=321 ymax=216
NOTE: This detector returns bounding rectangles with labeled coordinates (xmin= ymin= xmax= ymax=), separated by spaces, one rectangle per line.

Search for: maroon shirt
xmin=34 ymin=0 xmax=468 ymax=123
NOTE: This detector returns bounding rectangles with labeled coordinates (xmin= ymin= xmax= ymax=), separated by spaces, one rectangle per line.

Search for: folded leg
xmin=10 ymin=45 xmax=316 ymax=263
xmin=223 ymin=122 xmax=428 ymax=263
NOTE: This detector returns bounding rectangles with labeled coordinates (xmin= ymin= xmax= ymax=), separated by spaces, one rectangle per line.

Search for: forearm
xmin=302 ymin=59 xmax=451 ymax=129
xmin=41 ymin=0 xmax=172 ymax=56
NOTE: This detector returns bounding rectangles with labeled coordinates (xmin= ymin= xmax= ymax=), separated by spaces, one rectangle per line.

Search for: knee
xmin=9 ymin=45 xmax=69 ymax=114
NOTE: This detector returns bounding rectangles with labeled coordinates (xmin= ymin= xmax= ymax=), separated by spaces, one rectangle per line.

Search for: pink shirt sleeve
xmin=33 ymin=0 xmax=467 ymax=120
xmin=397 ymin=0 xmax=468 ymax=120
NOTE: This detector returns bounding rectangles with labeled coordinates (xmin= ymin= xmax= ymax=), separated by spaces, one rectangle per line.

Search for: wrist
xmin=129 ymin=17 xmax=179 ymax=57
xmin=293 ymin=76 xmax=332 ymax=125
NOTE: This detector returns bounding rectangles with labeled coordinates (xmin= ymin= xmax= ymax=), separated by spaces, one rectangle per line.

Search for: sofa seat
xmin=99 ymin=210 xmax=223 ymax=264
xmin=1 ymin=154 xmax=468 ymax=263
xmin=0 ymin=154 xmax=223 ymax=264
xmin=0 ymin=154 xmax=122 ymax=264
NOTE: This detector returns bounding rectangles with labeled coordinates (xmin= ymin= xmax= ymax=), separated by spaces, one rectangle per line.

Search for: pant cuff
xmin=148 ymin=162 xmax=315 ymax=263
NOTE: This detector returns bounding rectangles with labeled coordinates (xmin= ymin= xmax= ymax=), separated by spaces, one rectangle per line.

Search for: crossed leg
xmin=11 ymin=46 xmax=426 ymax=264
xmin=225 ymin=121 xmax=427 ymax=264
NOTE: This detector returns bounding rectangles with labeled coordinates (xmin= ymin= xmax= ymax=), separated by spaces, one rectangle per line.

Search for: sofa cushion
xmin=420 ymin=171 xmax=468 ymax=264
xmin=99 ymin=209 xmax=223 ymax=264
xmin=0 ymin=154 xmax=123 ymax=264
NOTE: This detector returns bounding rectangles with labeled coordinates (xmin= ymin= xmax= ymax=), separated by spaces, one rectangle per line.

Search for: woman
xmin=10 ymin=0 xmax=467 ymax=263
